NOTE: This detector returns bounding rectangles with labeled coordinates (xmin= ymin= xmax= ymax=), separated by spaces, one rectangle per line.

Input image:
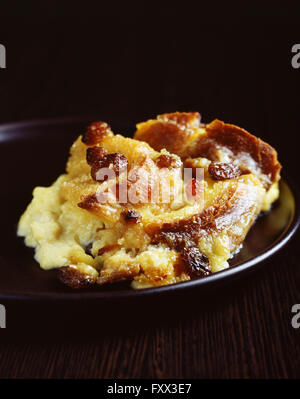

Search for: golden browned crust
xmin=136 ymin=122 xmax=186 ymax=154
xmin=147 ymin=178 xmax=262 ymax=256
xmin=148 ymin=188 xmax=235 ymax=247
xmin=76 ymin=115 xmax=269 ymax=285
xmin=77 ymin=193 xmax=99 ymax=211
xmin=90 ymin=152 xmax=128 ymax=182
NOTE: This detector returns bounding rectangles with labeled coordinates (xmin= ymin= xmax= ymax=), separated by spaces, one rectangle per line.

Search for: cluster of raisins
xmin=121 ymin=209 xmax=140 ymax=224
xmin=82 ymin=121 xmax=111 ymax=145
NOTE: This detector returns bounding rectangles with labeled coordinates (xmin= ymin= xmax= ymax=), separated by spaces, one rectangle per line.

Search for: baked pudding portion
xmin=18 ymin=113 xmax=281 ymax=289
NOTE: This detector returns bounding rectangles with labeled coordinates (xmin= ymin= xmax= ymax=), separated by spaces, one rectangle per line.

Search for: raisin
xmin=158 ymin=112 xmax=201 ymax=128
xmin=156 ymin=154 xmax=180 ymax=168
xmin=58 ymin=266 xmax=97 ymax=289
xmin=181 ymin=247 xmax=211 ymax=277
xmin=78 ymin=193 xmax=98 ymax=210
xmin=85 ymin=242 xmax=94 ymax=256
xmin=86 ymin=146 xmax=107 ymax=165
xmin=185 ymin=178 xmax=203 ymax=200
xmin=91 ymin=153 xmax=128 ymax=182
xmin=121 ymin=209 xmax=140 ymax=224
xmin=208 ymin=162 xmax=242 ymax=181
xmin=82 ymin=122 xmax=111 ymax=145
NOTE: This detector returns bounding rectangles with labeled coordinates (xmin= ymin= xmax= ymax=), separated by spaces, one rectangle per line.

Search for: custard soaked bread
xmin=18 ymin=113 xmax=281 ymax=289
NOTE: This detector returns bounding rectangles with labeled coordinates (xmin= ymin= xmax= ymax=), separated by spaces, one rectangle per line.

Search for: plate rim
xmin=0 ymin=117 xmax=299 ymax=302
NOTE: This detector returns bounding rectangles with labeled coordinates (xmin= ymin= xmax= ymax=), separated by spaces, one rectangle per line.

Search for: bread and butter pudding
xmin=17 ymin=112 xmax=281 ymax=289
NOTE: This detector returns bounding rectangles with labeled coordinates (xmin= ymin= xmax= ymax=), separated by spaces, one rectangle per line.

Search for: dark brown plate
xmin=0 ymin=117 xmax=299 ymax=302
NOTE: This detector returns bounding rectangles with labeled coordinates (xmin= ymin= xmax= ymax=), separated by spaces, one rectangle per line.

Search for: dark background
xmin=0 ymin=3 xmax=299 ymax=379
